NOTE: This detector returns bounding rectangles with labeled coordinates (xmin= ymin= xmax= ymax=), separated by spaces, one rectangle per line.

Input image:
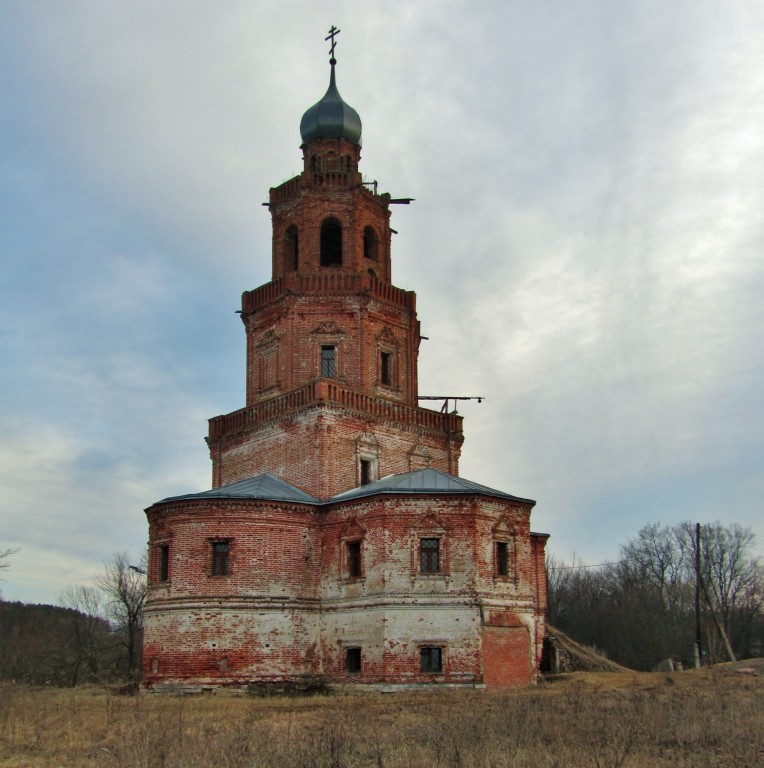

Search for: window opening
xmin=212 ymin=541 xmax=230 ymax=576
xmin=320 ymin=218 xmax=343 ymax=266
xmin=420 ymin=647 xmax=443 ymax=673
xmin=345 ymin=647 xmax=362 ymax=674
xmin=360 ymin=458 xmax=373 ymax=486
xmin=158 ymin=544 xmax=169 ymax=582
xmin=285 ymin=225 xmax=298 ymax=272
xmin=420 ymin=538 xmax=440 ymax=574
xmin=321 ymin=345 xmax=336 ymax=378
xmin=347 ymin=540 xmax=362 ymax=578
xmin=380 ymin=352 xmax=392 ymax=386
xmin=496 ymin=541 xmax=510 ymax=577
xmin=363 ymin=226 xmax=379 ymax=261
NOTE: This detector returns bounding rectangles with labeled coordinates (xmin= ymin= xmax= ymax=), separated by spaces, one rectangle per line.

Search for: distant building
xmin=142 ymin=40 xmax=548 ymax=690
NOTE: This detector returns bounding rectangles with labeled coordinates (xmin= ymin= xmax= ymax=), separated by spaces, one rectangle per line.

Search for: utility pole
xmin=694 ymin=522 xmax=702 ymax=670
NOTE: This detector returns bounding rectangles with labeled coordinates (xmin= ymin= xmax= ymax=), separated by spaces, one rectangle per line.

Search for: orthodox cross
xmin=325 ymin=25 xmax=341 ymax=62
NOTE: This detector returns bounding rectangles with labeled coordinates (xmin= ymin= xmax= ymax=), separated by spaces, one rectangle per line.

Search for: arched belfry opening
xmin=363 ymin=226 xmax=378 ymax=262
xmin=320 ymin=217 xmax=343 ymax=267
xmin=285 ymin=225 xmax=299 ymax=272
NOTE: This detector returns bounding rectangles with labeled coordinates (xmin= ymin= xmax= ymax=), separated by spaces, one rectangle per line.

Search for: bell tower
xmin=144 ymin=30 xmax=548 ymax=691
xmin=206 ymin=35 xmax=463 ymax=499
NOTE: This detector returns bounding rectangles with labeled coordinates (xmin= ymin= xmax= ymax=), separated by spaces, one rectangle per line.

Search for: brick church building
xmin=142 ymin=38 xmax=549 ymax=689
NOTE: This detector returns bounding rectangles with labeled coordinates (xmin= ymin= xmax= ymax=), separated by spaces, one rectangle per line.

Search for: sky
xmin=1 ymin=0 xmax=763 ymax=605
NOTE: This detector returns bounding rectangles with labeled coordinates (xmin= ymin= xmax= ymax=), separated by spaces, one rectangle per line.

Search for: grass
xmin=1 ymin=668 xmax=762 ymax=767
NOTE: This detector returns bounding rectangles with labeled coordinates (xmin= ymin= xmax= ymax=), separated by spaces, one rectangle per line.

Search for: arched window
xmin=284 ymin=226 xmax=298 ymax=272
xmin=363 ymin=226 xmax=378 ymax=262
xmin=320 ymin=218 xmax=343 ymax=267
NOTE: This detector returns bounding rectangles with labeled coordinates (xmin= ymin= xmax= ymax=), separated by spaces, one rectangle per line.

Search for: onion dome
xmin=300 ymin=62 xmax=362 ymax=146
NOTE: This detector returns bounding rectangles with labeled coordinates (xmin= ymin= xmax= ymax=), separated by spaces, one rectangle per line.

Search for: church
xmin=142 ymin=33 xmax=549 ymax=690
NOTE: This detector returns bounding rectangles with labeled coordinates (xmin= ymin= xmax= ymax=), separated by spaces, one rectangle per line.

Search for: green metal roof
xmin=300 ymin=63 xmax=362 ymax=146
xmin=157 ymin=473 xmax=319 ymax=505
xmin=329 ymin=468 xmax=536 ymax=505
xmin=155 ymin=469 xmax=534 ymax=508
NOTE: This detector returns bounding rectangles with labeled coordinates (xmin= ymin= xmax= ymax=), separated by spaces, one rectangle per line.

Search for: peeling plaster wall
xmin=143 ymin=493 xmax=545 ymax=688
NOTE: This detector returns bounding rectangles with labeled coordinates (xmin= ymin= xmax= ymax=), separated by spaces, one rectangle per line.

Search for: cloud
xmin=1 ymin=1 xmax=763 ymax=604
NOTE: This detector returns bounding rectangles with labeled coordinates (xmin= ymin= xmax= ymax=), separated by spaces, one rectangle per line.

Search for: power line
xmin=547 ymin=561 xmax=621 ymax=571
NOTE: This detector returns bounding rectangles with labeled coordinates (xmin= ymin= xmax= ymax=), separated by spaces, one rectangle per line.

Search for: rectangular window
xmin=420 ymin=646 xmax=442 ymax=674
xmin=158 ymin=544 xmax=169 ymax=582
xmin=321 ymin=345 xmax=336 ymax=378
xmin=212 ymin=541 xmax=230 ymax=576
xmin=496 ymin=541 xmax=509 ymax=577
xmin=345 ymin=647 xmax=362 ymax=674
xmin=420 ymin=538 xmax=440 ymax=574
xmin=380 ymin=351 xmax=392 ymax=386
xmin=347 ymin=540 xmax=362 ymax=578
xmin=360 ymin=458 xmax=373 ymax=486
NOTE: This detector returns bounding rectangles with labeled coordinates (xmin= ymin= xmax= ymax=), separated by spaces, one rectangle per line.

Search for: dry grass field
xmin=1 ymin=665 xmax=762 ymax=768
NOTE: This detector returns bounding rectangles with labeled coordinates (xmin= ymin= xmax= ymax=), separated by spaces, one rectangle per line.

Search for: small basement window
xmin=347 ymin=540 xmax=362 ymax=578
xmin=420 ymin=646 xmax=443 ymax=674
xmin=345 ymin=647 xmax=362 ymax=674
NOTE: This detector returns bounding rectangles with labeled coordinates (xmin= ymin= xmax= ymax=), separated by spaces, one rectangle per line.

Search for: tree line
xmin=3 ymin=523 xmax=762 ymax=685
xmin=0 ymin=551 xmax=146 ymax=686
xmin=547 ymin=521 xmax=764 ymax=670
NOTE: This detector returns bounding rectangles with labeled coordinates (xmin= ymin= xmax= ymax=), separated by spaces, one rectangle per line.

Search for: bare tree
xmin=95 ymin=552 xmax=147 ymax=679
xmin=0 ymin=547 xmax=19 ymax=599
xmin=677 ymin=522 xmax=763 ymax=661
xmin=546 ymin=553 xmax=592 ymax=628
xmin=0 ymin=547 xmax=18 ymax=575
xmin=621 ymin=523 xmax=687 ymax=610
xmin=58 ymin=585 xmax=113 ymax=685
xmin=548 ymin=522 xmax=763 ymax=669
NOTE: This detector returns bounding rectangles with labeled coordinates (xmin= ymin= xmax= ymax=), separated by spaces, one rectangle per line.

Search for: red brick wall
xmin=270 ymin=137 xmax=392 ymax=283
xmin=202 ymin=128 xmax=459 ymax=499
xmin=208 ymin=404 xmax=463 ymax=498
xmin=243 ymin=287 xmax=421 ymax=407
xmin=531 ymin=532 xmax=549 ymax=672
xmin=482 ymin=627 xmax=532 ymax=686
xmin=143 ymin=493 xmax=544 ymax=688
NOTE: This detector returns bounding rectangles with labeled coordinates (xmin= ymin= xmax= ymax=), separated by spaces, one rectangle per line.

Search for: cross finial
xmin=325 ymin=25 xmax=341 ymax=65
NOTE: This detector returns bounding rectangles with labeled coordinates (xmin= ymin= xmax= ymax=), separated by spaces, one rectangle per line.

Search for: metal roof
xmin=328 ymin=468 xmax=536 ymax=505
xmin=154 ymin=469 xmax=534 ymax=508
xmin=156 ymin=473 xmax=319 ymax=505
xmin=300 ymin=64 xmax=362 ymax=146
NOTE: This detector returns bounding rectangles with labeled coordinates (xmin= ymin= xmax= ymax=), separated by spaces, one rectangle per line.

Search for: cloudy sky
xmin=1 ymin=1 xmax=762 ymax=604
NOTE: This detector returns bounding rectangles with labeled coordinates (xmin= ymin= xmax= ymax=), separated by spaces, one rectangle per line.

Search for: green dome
xmin=300 ymin=64 xmax=362 ymax=146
